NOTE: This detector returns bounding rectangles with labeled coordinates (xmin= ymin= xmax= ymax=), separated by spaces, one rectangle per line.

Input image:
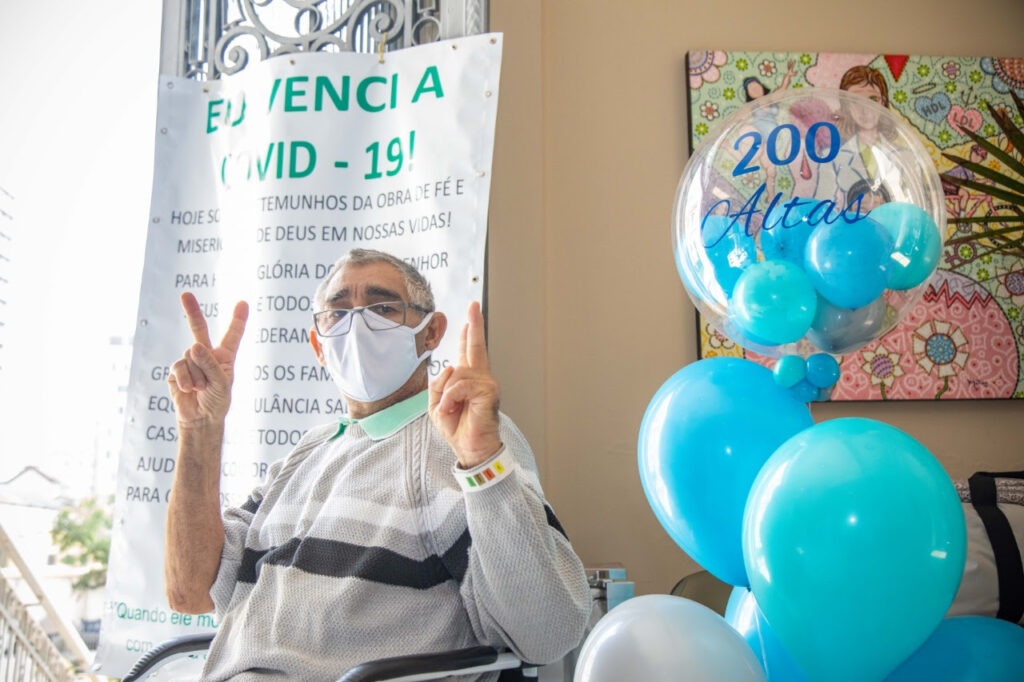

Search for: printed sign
xmin=95 ymin=33 xmax=503 ymax=676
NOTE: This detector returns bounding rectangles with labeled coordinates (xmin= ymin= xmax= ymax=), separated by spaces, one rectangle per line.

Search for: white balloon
xmin=574 ymin=595 xmax=766 ymax=682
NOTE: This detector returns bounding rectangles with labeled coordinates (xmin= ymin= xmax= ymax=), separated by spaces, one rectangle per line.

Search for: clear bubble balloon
xmin=673 ymin=88 xmax=945 ymax=358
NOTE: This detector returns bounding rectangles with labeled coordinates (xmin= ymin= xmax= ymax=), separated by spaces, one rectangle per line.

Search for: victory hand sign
xmin=168 ymin=292 xmax=249 ymax=428
xmin=429 ymin=301 xmax=502 ymax=469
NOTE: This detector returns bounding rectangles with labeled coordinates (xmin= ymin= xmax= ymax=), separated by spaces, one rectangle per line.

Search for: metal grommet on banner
xmin=378 ymin=32 xmax=387 ymax=64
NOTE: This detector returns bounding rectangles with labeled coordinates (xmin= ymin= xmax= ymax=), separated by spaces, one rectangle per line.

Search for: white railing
xmin=0 ymin=570 xmax=74 ymax=682
xmin=0 ymin=523 xmax=86 ymax=681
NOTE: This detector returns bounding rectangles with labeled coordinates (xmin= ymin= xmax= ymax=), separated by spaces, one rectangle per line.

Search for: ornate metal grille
xmin=160 ymin=0 xmax=489 ymax=80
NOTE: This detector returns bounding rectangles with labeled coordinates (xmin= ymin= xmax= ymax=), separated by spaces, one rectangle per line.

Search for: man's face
xmin=312 ymin=260 xmax=435 ymax=364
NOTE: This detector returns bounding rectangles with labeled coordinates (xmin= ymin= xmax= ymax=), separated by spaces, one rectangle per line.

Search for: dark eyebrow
xmin=325 ymin=285 xmax=404 ymax=306
xmin=365 ymin=285 xmax=404 ymax=301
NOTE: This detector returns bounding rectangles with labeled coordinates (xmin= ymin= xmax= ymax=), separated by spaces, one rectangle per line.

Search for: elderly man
xmin=164 ymin=248 xmax=591 ymax=680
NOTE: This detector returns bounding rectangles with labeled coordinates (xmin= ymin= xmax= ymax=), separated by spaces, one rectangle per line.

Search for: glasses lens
xmin=314 ymin=310 xmax=351 ymax=336
xmin=363 ymin=302 xmax=407 ymax=330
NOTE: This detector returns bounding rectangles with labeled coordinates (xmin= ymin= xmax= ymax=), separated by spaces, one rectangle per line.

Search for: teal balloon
xmin=805 ymin=217 xmax=893 ymax=309
xmin=772 ymin=355 xmax=806 ymax=388
xmin=701 ymin=214 xmax=757 ymax=297
xmin=742 ymin=418 xmax=966 ymax=682
xmin=869 ymin=202 xmax=941 ymax=290
xmin=886 ymin=616 xmax=1024 ymax=681
xmin=760 ymin=199 xmax=818 ymax=265
xmin=805 ymin=353 xmax=840 ymax=388
xmin=807 ymin=295 xmax=889 ymax=354
xmin=638 ymin=358 xmax=814 ymax=586
xmin=725 ymin=588 xmax=808 ymax=682
xmin=730 ymin=260 xmax=818 ymax=345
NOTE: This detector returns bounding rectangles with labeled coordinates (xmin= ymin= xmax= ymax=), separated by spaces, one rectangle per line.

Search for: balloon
xmin=772 ymin=354 xmax=806 ymax=388
xmin=725 ymin=588 xmax=808 ymax=682
xmin=742 ymin=418 xmax=967 ymax=682
xmin=673 ymin=88 xmax=946 ymax=357
xmin=886 ymin=616 xmax=1024 ymax=682
xmin=804 ymin=216 xmax=893 ymax=309
xmin=574 ymin=595 xmax=766 ymax=682
xmin=729 ymin=260 xmax=817 ymax=346
xmin=638 ymin=357 xmax=813 ymax=586
xmin=869 ymin=201 xmax=942 ymax=290
xmin=702 ymin=214 xmax=758 ymax=297
xmin=787 ymin=378 xmax=822 ymax=404
xmin=807 ymin=295 xmax=889 ymax=354
xmin=759 ymin=199 xmax=817 ymax=265
xmin=805 ymin=353 xmax=840 ymax=388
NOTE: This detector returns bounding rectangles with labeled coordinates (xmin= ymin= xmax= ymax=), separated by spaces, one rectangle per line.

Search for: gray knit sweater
xmin=202 ymin=393 xmax=591 ymax=680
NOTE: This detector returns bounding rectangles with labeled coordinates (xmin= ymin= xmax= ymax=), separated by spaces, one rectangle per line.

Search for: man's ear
xmin=309 ymin=327 xmax=327 ymax=365
xmin=423 ymin=312 xmax=447 ymax=352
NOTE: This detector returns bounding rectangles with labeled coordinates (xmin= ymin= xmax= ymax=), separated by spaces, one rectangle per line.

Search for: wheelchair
xmin=122 ymin=566 xmax=634 ymax=682
xmin=123 ymin=634 xmax=529 ymax=681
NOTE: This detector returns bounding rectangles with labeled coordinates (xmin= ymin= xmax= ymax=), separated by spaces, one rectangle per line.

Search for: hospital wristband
xmin=453 ymin=448 xmax=514 ymax=492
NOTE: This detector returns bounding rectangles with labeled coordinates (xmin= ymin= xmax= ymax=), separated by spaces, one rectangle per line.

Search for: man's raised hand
xmin=168 ymin=292 xmax=249 ymax=428
xmin=428 ymin=301 xmax=502 ymax=469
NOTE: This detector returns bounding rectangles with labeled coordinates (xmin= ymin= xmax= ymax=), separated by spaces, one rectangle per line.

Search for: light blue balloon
xmin=742 ymin=418 xmax=967 ymax=682
xmin=725 ymin=588 xmax=808 ymax=682
xmin=807 ymin=295 xmax=889 ymax=354
xmin=701 ymin=214 xmax=758 ymax=297
xmin=772 ymin=355 xmax=806 ymax=388
xmin=760 ymin=199 xmax=819 ymax=265
xmin=805 ymin=353 xmax=840 ymax=388
xmin=638 ymin=358 xmax=814 ymax=586
xmin=886 ymin=616 xmax=1024 ymax=682
xmin=868 ymin=202 xmax=942 ymax=290
xmin=730 ymin=260 xmax=818 ymax=345
xmin=805 ymin=217 xmax=893 ymax=309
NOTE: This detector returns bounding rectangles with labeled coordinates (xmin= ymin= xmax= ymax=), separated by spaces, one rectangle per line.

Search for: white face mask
xmin=321 ymin=308 xmax=434 ymax=403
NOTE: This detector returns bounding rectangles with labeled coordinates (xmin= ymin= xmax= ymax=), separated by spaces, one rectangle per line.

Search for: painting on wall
xmin=686 ymin=50 xmax=1024 ymax=400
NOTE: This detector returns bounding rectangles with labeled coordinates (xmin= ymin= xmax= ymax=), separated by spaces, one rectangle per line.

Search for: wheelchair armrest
xmin=122 ymin=632 xmax=216 ymax=682
xmin=337 ymin=646 xmax=522 ymax=682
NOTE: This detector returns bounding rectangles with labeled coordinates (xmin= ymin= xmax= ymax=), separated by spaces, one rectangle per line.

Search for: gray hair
xmin=313 ymin=248 xmax=435 ymax=311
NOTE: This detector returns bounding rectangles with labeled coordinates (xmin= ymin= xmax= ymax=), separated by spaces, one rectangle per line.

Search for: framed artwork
xmin=686 ymin=50 xmax=1024 ymax=400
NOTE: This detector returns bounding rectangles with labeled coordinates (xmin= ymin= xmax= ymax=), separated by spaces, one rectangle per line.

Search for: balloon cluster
xmin=571 ymin=357 xmax=981 ymax=682
xmin=572 ymin=89 xmax=1023 ymax=682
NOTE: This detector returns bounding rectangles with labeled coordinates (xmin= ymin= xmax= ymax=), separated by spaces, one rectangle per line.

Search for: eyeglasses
xmin=312 ymin=301 xmax=428 ymax=337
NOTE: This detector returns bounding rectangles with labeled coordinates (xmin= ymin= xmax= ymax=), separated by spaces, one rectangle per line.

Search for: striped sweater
xmin=202 ymin=392 xmax=591 ymax=681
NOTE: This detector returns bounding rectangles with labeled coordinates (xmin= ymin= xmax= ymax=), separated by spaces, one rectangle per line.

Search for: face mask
xmin=321 ymin=308 xmax=434 ymax=403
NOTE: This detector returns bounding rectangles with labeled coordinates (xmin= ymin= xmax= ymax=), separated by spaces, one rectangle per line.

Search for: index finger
xmin=464 ymin=301 xmax=489 ymax=370
xmin=218 ymin=300 xmax=249 ymax=356
xmin=180 ymin=292 xmax=213 ymax=347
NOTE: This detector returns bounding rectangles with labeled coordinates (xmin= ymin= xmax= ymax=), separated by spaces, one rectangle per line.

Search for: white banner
xmin=96 ymin=34 xmax=502 ymax=677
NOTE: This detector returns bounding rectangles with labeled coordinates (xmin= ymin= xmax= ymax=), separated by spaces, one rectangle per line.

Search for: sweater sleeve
xmin=449 ymin=416 xmax=592 ymax=665
xmin=208 ymin=460 xmax=282 ymax=617
xmin=208 ymin=422 xmax=339 ymax=617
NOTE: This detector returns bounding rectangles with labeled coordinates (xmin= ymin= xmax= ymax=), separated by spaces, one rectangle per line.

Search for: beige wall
xmin=486 ymin=0 xmax=1024 ymax=595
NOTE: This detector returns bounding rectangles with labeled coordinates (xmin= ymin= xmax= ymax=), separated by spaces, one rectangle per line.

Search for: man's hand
xmin=428 ymin=301 xmax=502 ymax=468
xmin=168 ymin=292 xmax=249 ymax=428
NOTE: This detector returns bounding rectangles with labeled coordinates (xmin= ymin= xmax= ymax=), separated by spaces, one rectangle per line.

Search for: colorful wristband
xmin=454 ymin=448 xmax=514 ymax=492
